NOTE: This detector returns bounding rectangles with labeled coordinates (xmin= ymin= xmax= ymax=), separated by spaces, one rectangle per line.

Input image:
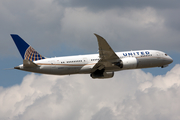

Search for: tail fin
xmin=11 ymin=34 xmax=45 ymax=61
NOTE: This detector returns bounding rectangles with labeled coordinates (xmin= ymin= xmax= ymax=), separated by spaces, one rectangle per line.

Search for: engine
xmin=90 ymin=69 xmax=114 ymax=79
xmin=120 ymin=57 xmax=138 ymax=69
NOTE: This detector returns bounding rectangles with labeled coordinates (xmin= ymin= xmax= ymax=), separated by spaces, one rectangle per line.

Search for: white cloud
xmin=139 ymin=64 xmax=180 ymax=91
xmin=0 ymin=64 xmax=180 ymax=120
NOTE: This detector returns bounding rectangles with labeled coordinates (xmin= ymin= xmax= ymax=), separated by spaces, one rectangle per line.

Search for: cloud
xmin=59 ymin=7 xmax=167 ymax=51
xmin=1 ymin=0 xmax=180 ymax=58
xmin=0 ymin=64 xmax=180 ymax=120
xmin=0 ymin=0 xmax=64 ymax=56
xmin=56 ymin=0 xmax=180 ymax=11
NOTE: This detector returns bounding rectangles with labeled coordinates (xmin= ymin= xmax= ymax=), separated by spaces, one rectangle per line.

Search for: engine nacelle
xmin=90 ymin=70 xmax=114 ymax=79
xmin=121 ymin=57 xmax=137 ymax=69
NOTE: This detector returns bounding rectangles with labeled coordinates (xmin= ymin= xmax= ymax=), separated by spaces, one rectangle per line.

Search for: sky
xmin=0 ymin=0 xmax=180 ymax=119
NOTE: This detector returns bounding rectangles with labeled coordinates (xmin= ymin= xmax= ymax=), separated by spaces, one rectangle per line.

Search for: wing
xmin=92 ymin=34 xmax=121 ymax=71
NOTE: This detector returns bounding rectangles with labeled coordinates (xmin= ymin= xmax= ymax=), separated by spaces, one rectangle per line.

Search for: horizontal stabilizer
xmin=23 ymin=59 xmax=38 ymax=68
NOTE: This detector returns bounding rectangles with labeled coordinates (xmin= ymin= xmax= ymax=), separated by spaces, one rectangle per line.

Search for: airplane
xmin=11 ymin=34 xmax=173 ymax=79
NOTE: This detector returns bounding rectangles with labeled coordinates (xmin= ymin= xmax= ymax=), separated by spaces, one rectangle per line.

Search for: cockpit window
xmin=165 ymin=54 xmax=168 ymax=56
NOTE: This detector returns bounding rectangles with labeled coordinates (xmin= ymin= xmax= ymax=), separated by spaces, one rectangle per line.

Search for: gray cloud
xmin=59 ymin=7 xmax=180 ymax=52
xmin=0 ymin=64 xmax=180 ymax=120
xmin=1 ymin=0 xmax=180 ymax=58
xmin=57 ymin=0 xmax=180 ymax=11
xmin=160 ymin=9 xmax=180 ymax=31
xmin=91 ymin=107 xmax=115 ymax=120
xmin=0 ymin=0 xmax=64 ymax=56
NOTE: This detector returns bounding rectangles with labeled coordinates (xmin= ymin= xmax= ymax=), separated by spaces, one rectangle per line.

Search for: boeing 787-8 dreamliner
xmin=11 ymin=34 xmax=173 ymax=79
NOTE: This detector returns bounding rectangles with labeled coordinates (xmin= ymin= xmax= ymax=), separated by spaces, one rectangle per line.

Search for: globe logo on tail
xmin=24 ymin=46 xmax=45 ymax=61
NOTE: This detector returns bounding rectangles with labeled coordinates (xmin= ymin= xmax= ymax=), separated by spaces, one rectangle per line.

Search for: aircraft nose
xmin=167 ymin=56 xmax=173 ymax=64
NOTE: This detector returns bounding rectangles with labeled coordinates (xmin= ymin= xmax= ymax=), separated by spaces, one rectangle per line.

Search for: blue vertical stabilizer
xmin=11 ymin=34 xmax=45 ymax=61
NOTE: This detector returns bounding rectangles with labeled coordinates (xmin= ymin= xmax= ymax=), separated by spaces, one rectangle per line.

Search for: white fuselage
xmin=17 ymin=50 xmax=173 ymax=75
